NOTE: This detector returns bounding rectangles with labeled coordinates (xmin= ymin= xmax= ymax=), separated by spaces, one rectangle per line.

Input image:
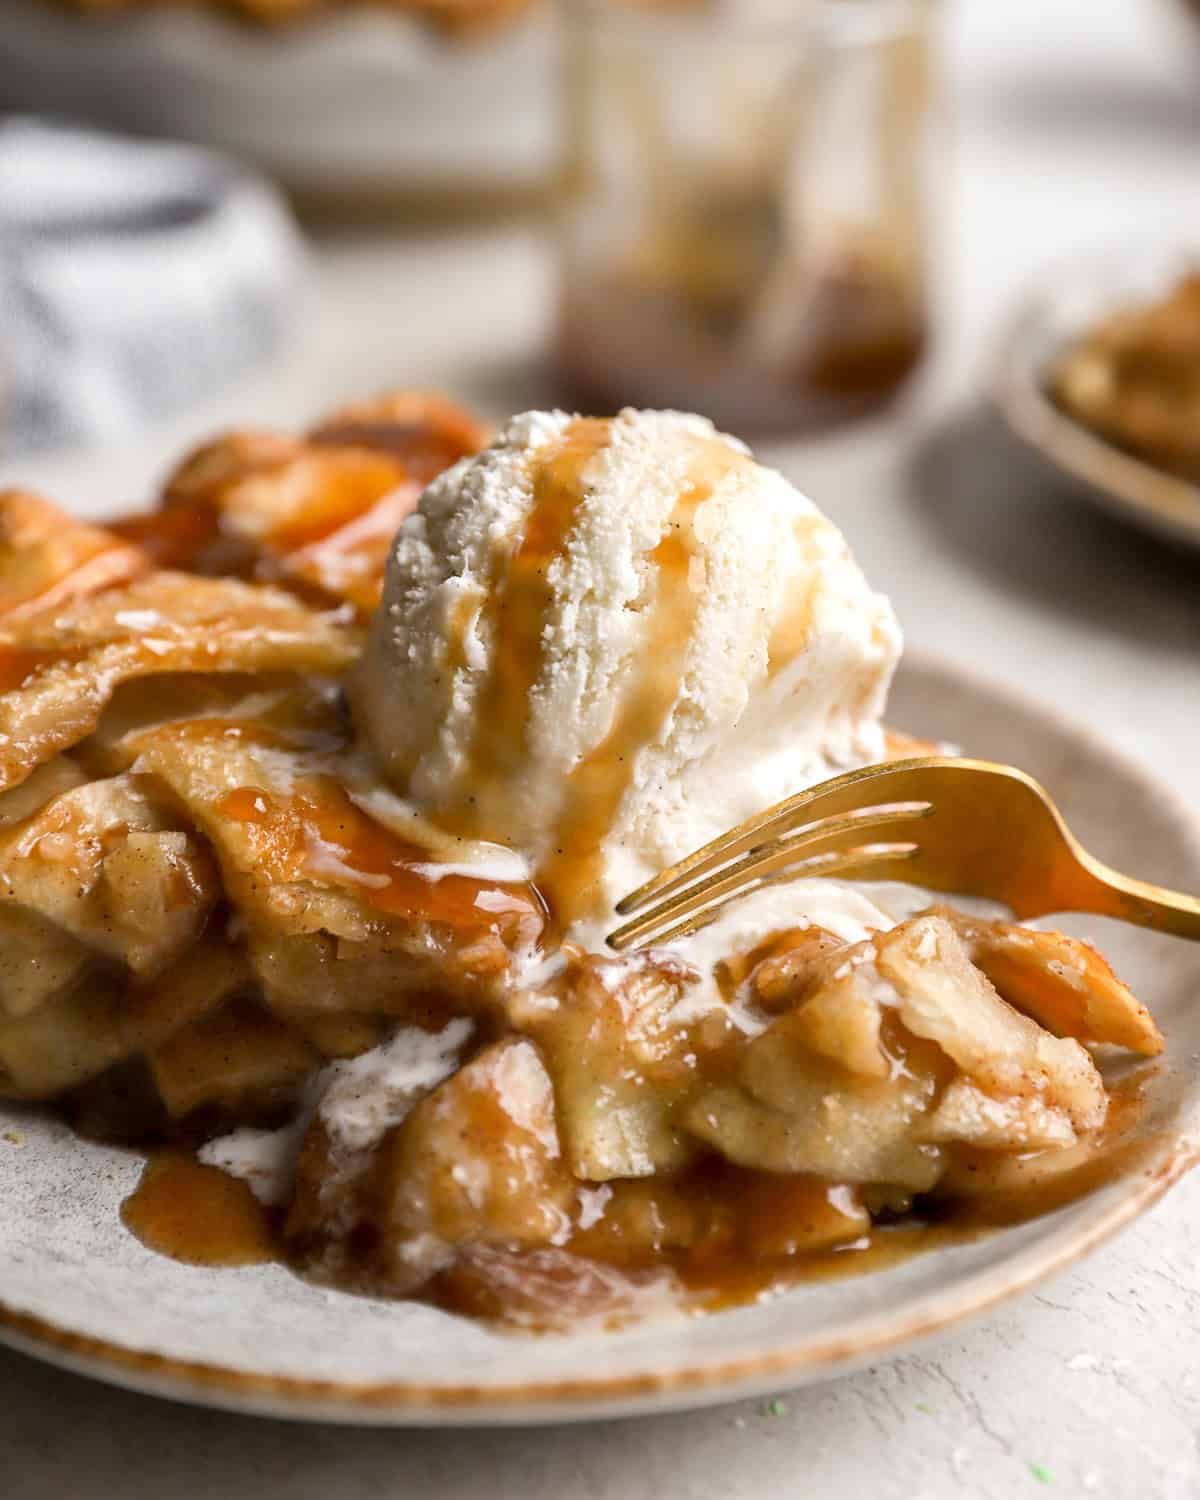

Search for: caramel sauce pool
xmin=121 ymin=1151 xmax=276 ymax=1268
xmin=119 ymin=1077 xmax=1161 ymax=1328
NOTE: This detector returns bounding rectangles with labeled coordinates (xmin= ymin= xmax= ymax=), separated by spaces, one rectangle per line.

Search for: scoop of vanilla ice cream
xmin=354 ymin=408 xmax=901 ymax=919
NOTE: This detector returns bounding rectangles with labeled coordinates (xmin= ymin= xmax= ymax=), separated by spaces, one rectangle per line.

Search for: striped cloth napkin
xmin=0 ymin=117 xmax=304 ymax=453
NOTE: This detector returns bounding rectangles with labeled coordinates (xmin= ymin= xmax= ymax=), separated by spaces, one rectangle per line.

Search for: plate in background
xmin=0 ymin=0 xmax=557 ymax=208
xmin=1 ymin=652 xmax=1198 ymax=1425
xmin=991 ymin=246 xmax=1200 ymax=553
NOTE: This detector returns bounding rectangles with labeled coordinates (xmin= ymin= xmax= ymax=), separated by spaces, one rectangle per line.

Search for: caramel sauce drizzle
xmin=171 ymin=711 xmax=543 ymax=940
xmin=434 ymin=418 xmax=755 ymax=926
xmin=218 ymin=771 xmax=544 ymax=937
xmin=443 ymin=417 xmax=611 ymax=841
xmin=538 ymin=434 xmax=752 ymax=924
xmin=764 ymin=515 xmax=828 ymax=676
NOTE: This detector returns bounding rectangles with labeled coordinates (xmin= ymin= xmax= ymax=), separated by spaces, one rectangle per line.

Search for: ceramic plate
xmin=991 ymin=247 xmax=1200 ymax=553
xmin=2 ymin=652 xmax=1198 ymax=1425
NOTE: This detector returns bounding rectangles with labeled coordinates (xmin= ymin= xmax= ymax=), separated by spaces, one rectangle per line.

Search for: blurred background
xmin=0 ymin=0 xmax=1197 ymax=774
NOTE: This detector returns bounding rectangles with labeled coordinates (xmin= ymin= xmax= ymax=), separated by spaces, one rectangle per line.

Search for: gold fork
xmin=607 ymin=755 xmax=1200 ymax=951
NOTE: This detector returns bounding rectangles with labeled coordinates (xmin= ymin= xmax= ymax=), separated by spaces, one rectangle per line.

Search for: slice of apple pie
xmin=47 ymin=0 xmax=540 ymax=41
xmin=0 ymin=394 xmax=1164 ymax=1331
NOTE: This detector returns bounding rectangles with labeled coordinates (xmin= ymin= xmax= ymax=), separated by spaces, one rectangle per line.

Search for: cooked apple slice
xmin=0 ymin=906 xmax=90 ymax=1021
xmin=0 ymin=757 xmax=87 ymax=829
xmin=922 ymin=1077 xmax=1077 ymax=1151
xmin=687 ymin=1017 xmax=947 ymax=1191
xmin=741 ymin=924 xmax=848 ymax=1011
xmin=128 ymin=717 xmax=545 ymax=1018
xmin=874 ymin=914 xmax=1107 ymax=1132
xmin=785 ymin=946 xmax=891 ymax=1078
xmin=0 ymin=773 xmax=219 ymax=978
xmin=936 ymin=1134 xmax=1105 ymax=1205
xmin=367 ymin=1038 xmax=575 ymax=1292
xmin=125 ymin=938 xmax=251 ymax=1049
xmin=148 ymin=1001 xmax=318 ymax=1120
xmin=935 ymin=908 xmax=1163 ymax=1057
xmin=0 ymin=936 xmax=247 ymax=1099
xmin=528 ymin=953 xmax=704 ymax=1181
xmin=0 ymin=974 xmax=132 ymax=1098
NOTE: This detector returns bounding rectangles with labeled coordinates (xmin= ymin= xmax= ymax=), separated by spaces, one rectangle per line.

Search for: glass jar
xmin=555 ymin=0 xmax=939 ymax=433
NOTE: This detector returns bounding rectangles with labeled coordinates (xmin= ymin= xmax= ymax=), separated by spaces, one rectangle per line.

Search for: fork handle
xmin=1065 ymin=850 xmax=1200 ymax=941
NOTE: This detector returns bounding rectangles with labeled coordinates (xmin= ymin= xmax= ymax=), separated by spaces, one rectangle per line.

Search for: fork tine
xmin=613 ymin=844 xmax=919 ymax=951
xmin=609 ymin=804 xmax=930 ymax=942
xmin=619 ymin=798 xmax=931 ymax=916
xmin=613 ymin=760 xmax=938 ymax=917
xmin=607 ymin=804 xmax=930 ymax=950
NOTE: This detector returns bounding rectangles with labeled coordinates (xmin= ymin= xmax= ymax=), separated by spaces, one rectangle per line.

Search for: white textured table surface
xmin=3 ymin=3 xmax=1200 ymax=1497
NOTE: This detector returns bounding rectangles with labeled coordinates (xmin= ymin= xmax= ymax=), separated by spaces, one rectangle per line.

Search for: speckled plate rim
xmin=2 ymin=650 xmax=1199 ymax=1426
xmin=990 ymin=247 xmax=1200 ymax=553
